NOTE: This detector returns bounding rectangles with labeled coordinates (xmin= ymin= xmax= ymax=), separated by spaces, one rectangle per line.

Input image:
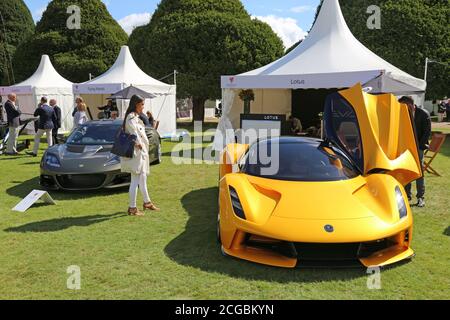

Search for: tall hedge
xmin=340 ymin=0 xmax=449 ymax=99
xmin=0 ymin=0 xmax=35 ymax=85
xmin=129 ymin=0 xmax=284 ymax=121
xmin=285 ymin=1 xmax=449 ymax=99
xmin=13 ymin=0 xmax=128 ymax=83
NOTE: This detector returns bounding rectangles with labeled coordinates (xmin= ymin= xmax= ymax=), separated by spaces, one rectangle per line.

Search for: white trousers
xmin=129 ymin=173 xmax=151 ymax=208
xmin=6 ymin=127 xmax=20 ymax=153
xmin=33 ymin=129 xmax=53 ymax=154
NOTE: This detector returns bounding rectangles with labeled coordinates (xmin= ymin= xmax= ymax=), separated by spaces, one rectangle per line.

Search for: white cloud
xmin=33 ymin=6 xmax=47 ymax=22
xmin=290 ymin=5 xmax=315 ymax=13
xmin=118 ymin=13 xmax=152 ymax=35
xmin=254 ymin=15 xmax=307 ymax=49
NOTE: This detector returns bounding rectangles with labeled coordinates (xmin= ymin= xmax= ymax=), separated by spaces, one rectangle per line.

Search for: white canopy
xmin=73 ymin=46 xmax=176 ymax=136
xmin=214 ymin=0 xmax=427 ymax=151
xmin=0 ymin=55 xmax=74 ymax=132
xmin=221 ymin=0 xmax=426 ymax=94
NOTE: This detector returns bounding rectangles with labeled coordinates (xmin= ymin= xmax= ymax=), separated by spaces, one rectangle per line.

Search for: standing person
xmin=139 ymin=111 xmax=151 ymax=127
xmin=438 ymin=100 xmax=446 ymax=122
xmin=50 ymin=99 xmax=61 ymax=144
xmin=446 ymin=99 xmax=450 ymax=122
xmin=73 ymin=102 xmax=89 ymax=128
xmin=121 ymin=95 xmax=160 ymax=216
xmin=4 ymin=93 xmax=21 ymax=155
xmin=27 ymin=97 xmax=56 ymax=157
xmin=399 ymin=96 xmax=432 ymax=208
xmin=0 ymin=96 xmax=4 ymax=122
xmin=72 ymin=97 xmax=84 ymax=118
xmin=146 ymin=111 xmax=155 ymax=128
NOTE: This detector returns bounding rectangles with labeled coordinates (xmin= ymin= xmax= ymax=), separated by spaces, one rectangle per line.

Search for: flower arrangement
xmin=239 ymin=89 xmax=255 ymax=102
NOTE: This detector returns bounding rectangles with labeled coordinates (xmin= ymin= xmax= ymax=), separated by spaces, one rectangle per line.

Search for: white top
xmin=73 ymin=111 xmax=88 ymax=127
xmin=120 ymin=112 xmax=150 ymax=175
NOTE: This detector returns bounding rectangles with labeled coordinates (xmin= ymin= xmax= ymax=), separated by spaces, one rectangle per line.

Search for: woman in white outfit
xmin=121 ymin=95 xmax=160 ymax=216
xmin=73 ymin=102 xmax=88 ymax=127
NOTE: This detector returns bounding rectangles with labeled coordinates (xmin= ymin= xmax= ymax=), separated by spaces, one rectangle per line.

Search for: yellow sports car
xmin=218 ymin=84 xmax=422 ymax=268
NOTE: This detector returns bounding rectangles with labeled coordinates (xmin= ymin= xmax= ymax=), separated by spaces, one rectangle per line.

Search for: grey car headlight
xmin=395 ymin=186 xmax=408 ymax=219
xmin=44 ymin=153 xmax=61 ymax=168
xmin=104 ymin=154 xmax=120 ymax=167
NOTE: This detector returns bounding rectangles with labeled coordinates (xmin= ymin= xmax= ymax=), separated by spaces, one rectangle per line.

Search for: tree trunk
xmin=192 ymin=97 xmax=207 ymax=123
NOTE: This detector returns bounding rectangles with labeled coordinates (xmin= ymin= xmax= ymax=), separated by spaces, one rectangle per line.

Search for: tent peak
xmin=221 ymin=0 xmax=426 ymax=93
xmin=13 ymin=54 xmax=72 ymax=88
xmin=74 ymin=45 xmax=174 ymax=93
xmin=299 ymin=0 xmax=352 ymax=48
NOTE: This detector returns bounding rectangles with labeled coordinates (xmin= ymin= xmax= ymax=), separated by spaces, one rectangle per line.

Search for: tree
xmin=340 ymin=0 xmax=449 ymax=99
xmin=0 ymin=0 xmax=35 ymax=85
xmin=129 ymin=0 xmax=284 ymax=122
xmin=13 ymin=0 xmax=128 ymax=83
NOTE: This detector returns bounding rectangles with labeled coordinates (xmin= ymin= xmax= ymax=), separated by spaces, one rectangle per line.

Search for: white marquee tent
xmin=0 ymin=55 xmax=74 ymax=132
xmin=73 ymin=46 xmax=177 ymax=136
xmin=214 ymin=0 xmax=427 ymax=150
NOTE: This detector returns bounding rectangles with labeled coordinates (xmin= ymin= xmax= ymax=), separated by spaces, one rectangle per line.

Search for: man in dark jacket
xmin=27 ymin=97 xmax=56 ymax=157
xmin=98 ymin=100 xmax=118 ymax=119
xmin=4 ymin=93 xmax=21 ymax=155
xmin=399 ymin=96 xmax=432 ymax=208
xmin=50 ymin=99 xmax=62 ymax=144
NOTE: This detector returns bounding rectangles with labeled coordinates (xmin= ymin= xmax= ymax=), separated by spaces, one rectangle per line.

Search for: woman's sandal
xmin=128 ymin=207 xmax=145 ymax=216
xmin=143 ymin=202 xmax=160 ymax=211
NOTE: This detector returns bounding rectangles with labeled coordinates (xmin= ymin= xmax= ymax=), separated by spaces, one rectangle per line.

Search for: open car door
xmin=324 ymin=83 xmax=422 ymax=186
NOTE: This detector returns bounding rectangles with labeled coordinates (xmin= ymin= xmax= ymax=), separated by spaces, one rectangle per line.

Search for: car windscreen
xmin=241 ymin=140 xmax=360 ymax=182
xmin=67 ymin=124 xmax=120 ymax=145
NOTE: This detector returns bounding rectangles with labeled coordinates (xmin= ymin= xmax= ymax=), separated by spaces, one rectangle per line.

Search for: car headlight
xmin=44 ymin=153 xmax=61 ymax=168
xmin=104 ymin=154 xmax=120 ymax=167
xmin=229 ymin=186 xmax=246 ymax=220
xmin=395 ymin=186 xmax=408 ymax=219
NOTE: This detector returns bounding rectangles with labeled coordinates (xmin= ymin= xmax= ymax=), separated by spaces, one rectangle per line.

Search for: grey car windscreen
xmin=67 ymin=124 xmax=121 ymax=145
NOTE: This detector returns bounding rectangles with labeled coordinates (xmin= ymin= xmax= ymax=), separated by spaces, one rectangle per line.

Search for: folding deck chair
xmin=423 ymin=133 xmax=447 ymax=177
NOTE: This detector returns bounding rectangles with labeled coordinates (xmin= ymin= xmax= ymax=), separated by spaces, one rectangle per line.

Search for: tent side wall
xmin=34 ymin=87 xmax=74 ymax=133
xmin=81 ymin=85 xmax=177 ymax=137
xmin=138 ymin=85 xmax=177 ymax=136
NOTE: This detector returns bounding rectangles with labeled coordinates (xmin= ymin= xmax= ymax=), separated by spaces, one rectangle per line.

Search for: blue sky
xmin=23 ymin=0 xmax=321 ymax=48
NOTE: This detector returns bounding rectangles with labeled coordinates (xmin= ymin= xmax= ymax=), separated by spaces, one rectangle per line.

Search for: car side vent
xmin=229 ymin=186 xmax=246 ymax=220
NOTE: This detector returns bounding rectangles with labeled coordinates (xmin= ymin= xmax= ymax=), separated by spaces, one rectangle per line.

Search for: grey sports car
xmin=40 ymin=119 xmax=161 ymax=191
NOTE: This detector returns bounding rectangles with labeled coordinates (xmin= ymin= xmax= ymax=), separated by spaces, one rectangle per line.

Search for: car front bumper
xmin=220 ymin=215 xmax=414 ymax=269
xmin=40 ymin=169 xmax=131 ymax=191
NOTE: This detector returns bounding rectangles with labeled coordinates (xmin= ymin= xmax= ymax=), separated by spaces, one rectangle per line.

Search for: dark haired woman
xmin=121 ymin=95 xmax=160 ymax=216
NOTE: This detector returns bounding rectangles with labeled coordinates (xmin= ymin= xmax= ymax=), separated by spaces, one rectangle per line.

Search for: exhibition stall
xmin=0 ymin=55 xmax=74 ymax=133
xmin=214 ymin=0 xmax=427 ymax=151
xmin=73 ymin=46 xmax=177 ymax=136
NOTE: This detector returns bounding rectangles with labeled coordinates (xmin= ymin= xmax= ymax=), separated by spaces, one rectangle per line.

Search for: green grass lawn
xmin=0 ymin=127 xmax=449 ymax=300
